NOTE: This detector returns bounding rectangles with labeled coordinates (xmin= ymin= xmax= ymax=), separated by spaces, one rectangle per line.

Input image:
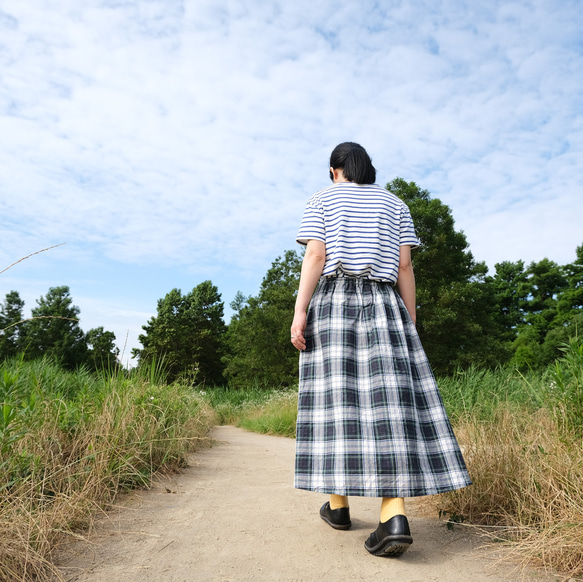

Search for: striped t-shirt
xmin=296 ymin=182 xmax=420 ymax=283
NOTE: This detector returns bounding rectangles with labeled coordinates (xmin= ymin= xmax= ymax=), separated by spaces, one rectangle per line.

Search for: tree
xmin=557 ymin=244 xmax=583 ymax=321
xmin=511 ymin=250 xmax=580 ymax=369
xmin=0 ymin=290 xmax=25 ymax=360
xmin=224 ymin=250 xmax=302 ymax=388
xmin=386 ymin=178 xmax=507 ymax=373
xmin=487 ymin=261 xmax=530 ymax=338
xmin=524 ymin=258 xmax=568 ymax=333
xmin=22 ymin=286 xmax=88 ymax=369
xmin=133 ymin=281 xmax=226 ymax=385
xmin=543 ymin=244 xmax=583 ymax=361
xmin=86 ymin=327 xmax=120 ymax=372
xmin=483 ymin=260 xmax=531 ymax=364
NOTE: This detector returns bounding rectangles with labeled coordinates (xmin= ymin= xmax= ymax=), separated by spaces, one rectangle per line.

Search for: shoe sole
xmin=365 ymin=535 xmax=413 ymax=557
xmin=320 ymin=513 xmax=352 ymax=530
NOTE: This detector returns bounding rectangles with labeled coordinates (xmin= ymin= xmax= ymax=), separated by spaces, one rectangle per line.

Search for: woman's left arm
xmin=396 ymin=244 xmax=416 ymax=325
xmin=291 ymin=239 xmax=326 ymax=351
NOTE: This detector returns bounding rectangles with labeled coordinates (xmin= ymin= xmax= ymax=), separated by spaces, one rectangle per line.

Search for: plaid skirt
xmin=294 ymin=276 xmax=472 ymax=498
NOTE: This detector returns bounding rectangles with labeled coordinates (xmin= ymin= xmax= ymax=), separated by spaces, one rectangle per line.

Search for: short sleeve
xmin=399 ymin=203 xmax=420 ymax=248
xmin=296 ymin=198 xmax=326 ymax=246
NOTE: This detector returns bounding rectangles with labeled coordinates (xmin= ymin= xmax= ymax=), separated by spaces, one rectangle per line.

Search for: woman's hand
xmin=291 ymin=311 xmax=307 ymax=351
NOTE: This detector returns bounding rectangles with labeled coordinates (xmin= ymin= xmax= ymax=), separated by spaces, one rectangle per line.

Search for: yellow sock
xmin=380 ymin=497 xmax=406 ymax=522
xmin=329 ymin=494 xmax=349 ymax=509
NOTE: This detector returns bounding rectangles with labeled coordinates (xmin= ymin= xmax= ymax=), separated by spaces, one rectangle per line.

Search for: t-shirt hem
xmin=296 ymin=235 xmax=325 ymax=245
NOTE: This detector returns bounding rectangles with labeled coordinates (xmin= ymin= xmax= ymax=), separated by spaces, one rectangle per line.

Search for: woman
xmin=291 ymin=142 xmax=471 ymax=557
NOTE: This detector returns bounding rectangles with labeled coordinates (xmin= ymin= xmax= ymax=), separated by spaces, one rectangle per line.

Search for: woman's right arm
xmin=290 ymin=239 xmax=326 ymax=351
xmin=396 ymin=245 xmax=416 ymax=325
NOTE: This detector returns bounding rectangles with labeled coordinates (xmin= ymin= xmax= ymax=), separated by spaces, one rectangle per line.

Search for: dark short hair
xmin=329 ymin=142 xmax=376 ymax=184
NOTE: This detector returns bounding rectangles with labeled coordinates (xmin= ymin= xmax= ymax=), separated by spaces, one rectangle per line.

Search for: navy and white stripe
xmin=296 ymin=183 xmax=420 ymax=283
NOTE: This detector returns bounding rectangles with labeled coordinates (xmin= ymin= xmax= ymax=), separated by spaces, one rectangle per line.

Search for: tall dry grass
xmin=437 ymin=339 xmax=583 ymax=579
xmin=0 ymin=359 xmax=214 ymax=581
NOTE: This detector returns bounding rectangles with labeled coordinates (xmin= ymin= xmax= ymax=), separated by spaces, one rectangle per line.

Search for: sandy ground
xmin=56 ymin=426 xmax=561 ymax=582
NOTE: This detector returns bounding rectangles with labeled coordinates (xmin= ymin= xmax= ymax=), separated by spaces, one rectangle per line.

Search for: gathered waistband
xmin=321 ymin=275 xmax=396 ymax=286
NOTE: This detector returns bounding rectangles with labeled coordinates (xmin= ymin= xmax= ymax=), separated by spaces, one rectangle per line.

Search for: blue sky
xmin=1 ymin=0 xmax=582 ymax=366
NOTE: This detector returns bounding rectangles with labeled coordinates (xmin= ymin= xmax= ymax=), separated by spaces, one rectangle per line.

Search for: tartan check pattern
xmin=294 ymin=277 xmax=472 ymax=498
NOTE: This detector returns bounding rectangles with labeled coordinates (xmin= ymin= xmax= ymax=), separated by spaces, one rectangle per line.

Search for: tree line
xmin=0 ymin=286 xmax=119 ymax=371
xmin=128 ymin=178 xmax=583 ymax=385
xmin=2 ymin=178 xmax=581 ymax=384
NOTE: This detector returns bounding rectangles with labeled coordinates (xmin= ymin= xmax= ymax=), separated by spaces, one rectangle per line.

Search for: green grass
xmin=438 ymin=365 xmax=542 ymax=421
xmin=0 ymin=357 xmax=214 ymax=581
xmin=201 ymin=384 xmax=298 ymax=437
xmin=238 ymin=390 xmax=298 ymax=437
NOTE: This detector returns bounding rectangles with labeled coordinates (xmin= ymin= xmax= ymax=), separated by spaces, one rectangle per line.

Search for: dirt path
xmin=57 ymin=426 xmax=559 ymax=582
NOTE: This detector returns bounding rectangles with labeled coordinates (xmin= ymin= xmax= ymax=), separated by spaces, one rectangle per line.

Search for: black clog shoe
xmin=364 ymin=514 xmax=413 ymax=557
xmin=319 ymin=501 xmax=352 ymax=530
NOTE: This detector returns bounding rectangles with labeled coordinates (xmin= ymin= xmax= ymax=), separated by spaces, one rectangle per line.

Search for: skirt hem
xmin=293 ymin=480 xmax=473 ymax=498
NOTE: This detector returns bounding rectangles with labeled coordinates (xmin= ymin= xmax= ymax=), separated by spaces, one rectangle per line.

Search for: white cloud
xmin=1 ymin=0 xmax=582 ymax=358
